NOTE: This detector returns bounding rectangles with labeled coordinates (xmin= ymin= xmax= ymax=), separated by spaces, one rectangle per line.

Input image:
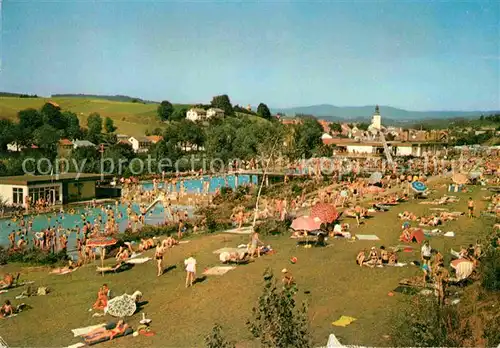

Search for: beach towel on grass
xmin=71 ymin=324 xmax=106 ymax=337
xmin=332 ymin=316 xmax=356 ymax=327
xmin=203 ymin=266 xmax=236 ymax=276
xmin=125 ymin=257 xmax=151 ymax=265
xmin=355 ymin=234 xmax=380 ymax=241
xmin=178 ymin=241 xmax=190 ymax=244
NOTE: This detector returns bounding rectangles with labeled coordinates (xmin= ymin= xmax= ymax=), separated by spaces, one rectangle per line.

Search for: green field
xmin=0 ymin=182 xmax=493 ymax=347
xmin=0 ymin=97 xmax=193 ymax=137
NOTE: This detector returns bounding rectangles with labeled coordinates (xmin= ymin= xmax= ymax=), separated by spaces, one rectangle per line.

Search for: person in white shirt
xmin=184 ymin=256 xmax=197 ymax=288
xmin=421 ymin=241 xmax=432 ymax=270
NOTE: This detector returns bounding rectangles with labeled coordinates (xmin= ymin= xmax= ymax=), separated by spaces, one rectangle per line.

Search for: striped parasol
xmin=310 ymin=203 xmax=339 ymax=224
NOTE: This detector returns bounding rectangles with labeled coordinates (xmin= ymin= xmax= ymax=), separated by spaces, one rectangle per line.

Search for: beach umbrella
xmin=310 ymin=203 xmax=339 ymax=224
xmin=86 ymin=237 xmax=118 ymax=248
xmin=452 ymin=173 xmax=468 ymax=185
xmin=105 ymin=294 xmax=137 ymax=318
xmin=368 ymin=172 xmax=383 ymax=184
xmin=291 ymin=216 xmax=323 ymax=231
xmin=411 ymin=181 xmax=427 ymax=193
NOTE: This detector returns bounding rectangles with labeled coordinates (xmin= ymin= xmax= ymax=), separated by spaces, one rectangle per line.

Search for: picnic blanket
xmin=203 ymin=266 xmax=236 ymax=276
xmin=327 ymin=333 xmax=343 ymax=347
xmin=72 ymin=324 xmax=106 ymax=337
xmin=355 ymin=234 xmax=380 ymax=241
xmin=332 ymin=315 xmax=357 ymax=327
xmin=125 ymin=257 xmax=151 ymax=264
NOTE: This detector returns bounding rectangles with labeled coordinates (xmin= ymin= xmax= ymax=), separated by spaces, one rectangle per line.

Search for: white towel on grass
xmin=71 ymin=323 xmax=106 ymax=337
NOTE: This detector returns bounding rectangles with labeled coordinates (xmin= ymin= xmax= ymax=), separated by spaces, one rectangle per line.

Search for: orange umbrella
xmin=310 ymin=203 xmax=339 ymax=224
xmin=452 ymin=173 xmax=468 ymax=185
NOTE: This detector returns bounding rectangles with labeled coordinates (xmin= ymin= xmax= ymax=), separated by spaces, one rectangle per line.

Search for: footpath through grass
xmin=0 ymin=184 xmax=492 ymax=347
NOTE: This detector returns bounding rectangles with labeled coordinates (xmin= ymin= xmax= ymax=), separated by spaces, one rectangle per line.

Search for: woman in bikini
xmin=154 ymin=245 xmax=164 ymax=277
xmin=93 ymin=286 xmax=108 ymax=310
xmin=82 ymin=320 xmax=129 ymax=343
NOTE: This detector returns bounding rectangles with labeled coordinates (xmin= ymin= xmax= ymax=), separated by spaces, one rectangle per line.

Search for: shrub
xmin=205 ymin=323 xmax=235 ymax=348
xmin=247 ymin=270 xmax=310 ymax=348
xmin=481 ymin=246 xmax=500 ymax=291
xmin=0 ymin=248 xmax=68 ymax=266
xmin=254 ymin=218 xmax=291 ymax=236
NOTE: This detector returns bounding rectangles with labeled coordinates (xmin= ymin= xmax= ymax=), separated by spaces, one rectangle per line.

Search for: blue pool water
xmin=141 ymin=174 xmax=259 ymax=193
xmin=0 ymin=202 xmax=194 ymax=252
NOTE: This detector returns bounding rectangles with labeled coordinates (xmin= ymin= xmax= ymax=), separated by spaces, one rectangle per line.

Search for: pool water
xmin=141 ymin=174 xmax=259 ymax=193
xmin=0 ymin=202 xmax=194 ymax=253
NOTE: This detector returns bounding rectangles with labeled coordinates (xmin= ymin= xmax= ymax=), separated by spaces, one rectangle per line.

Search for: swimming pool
xmin=141 ymin=174 xmax=259 ymax=193
xmin=0 ymin=202 xmax=195 ymax=252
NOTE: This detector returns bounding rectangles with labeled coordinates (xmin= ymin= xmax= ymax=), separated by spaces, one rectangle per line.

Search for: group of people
xmin=356 ymin=246 xmax=399 ymax=267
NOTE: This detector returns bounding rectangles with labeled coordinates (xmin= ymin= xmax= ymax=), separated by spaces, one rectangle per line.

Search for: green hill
xmin=0 ymin=97 xmax=192 ymax=136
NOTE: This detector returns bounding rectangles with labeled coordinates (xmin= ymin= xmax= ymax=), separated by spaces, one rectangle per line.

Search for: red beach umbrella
xmin=310 ymin=203 xmax=339 ymax=224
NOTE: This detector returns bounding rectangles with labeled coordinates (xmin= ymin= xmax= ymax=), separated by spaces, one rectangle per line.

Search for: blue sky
xmin=0 ymin=0 xmax=498 ymax=111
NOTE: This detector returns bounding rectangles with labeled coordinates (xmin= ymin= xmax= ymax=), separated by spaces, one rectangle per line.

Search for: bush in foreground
xmin=0 ymin=247 xmax=68 ymax=266
xmin=247 ymin=270 xmax=310 ymax=348
xmin=205 ymin=323 xmax=235 ymax=348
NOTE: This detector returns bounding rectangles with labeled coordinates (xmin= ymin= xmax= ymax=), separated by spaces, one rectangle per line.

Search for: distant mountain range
xmin=271 ymin=104 xmax=499 ymax=122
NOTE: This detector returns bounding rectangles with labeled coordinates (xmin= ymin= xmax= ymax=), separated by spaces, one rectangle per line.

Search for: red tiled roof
xmin=59 ymin=138 xmax=73 ymax=145
xmin=146 ymin=135 xmax=163 ymax=143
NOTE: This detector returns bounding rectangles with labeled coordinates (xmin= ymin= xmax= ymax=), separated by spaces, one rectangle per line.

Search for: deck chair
xmin=0 ymin=336 xmax=8 ymax=348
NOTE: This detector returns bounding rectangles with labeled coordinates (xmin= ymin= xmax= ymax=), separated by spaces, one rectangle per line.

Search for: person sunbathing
xmin=93 ymin=286 xmax=108 ymax=310
xmin=115 ymin=247 xmax=130 ymax=261
xmin=0 ymin=273 xmax=14 ymax=289
xmin=1 ymin=300 xmax=13 ymax=317
xmin=82 ymin=320 xmax=129 ymax=343
xmin=161 ymin=236 xmax=178 ymax=249
xmin=356 ymin=250 xmax=373 ymax=267
xmin=380 ymin=246 xmax=389 ymax=264
xmin=399 ymin=228 xmax=412 ymax=243
xmin=388 ymin=252 xmax=398 ymax=265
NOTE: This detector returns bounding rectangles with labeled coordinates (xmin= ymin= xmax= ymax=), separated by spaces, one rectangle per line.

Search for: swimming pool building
xmin=0 ymin=173 xmax=113 ymax=207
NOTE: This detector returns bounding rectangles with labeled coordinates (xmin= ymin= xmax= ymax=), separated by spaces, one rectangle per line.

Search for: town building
xmin=128 ymin=136 xmax=152 ymax=153
xmin=206 ymin=108 xmax=225 ymax=118
xmin=186 ymin=108 xmax=207 ymax=122
xmin=73 ymin=140 xmax=96 ymax=149
xmin=146 ymin=135 xmax=164 ymax=144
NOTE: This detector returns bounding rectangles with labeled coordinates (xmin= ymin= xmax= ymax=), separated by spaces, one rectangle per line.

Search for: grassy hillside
xmin=0 ymin=97 xmax=193 ymax=136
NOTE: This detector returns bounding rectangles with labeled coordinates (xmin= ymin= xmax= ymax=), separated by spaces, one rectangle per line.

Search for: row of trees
xmin=157 ymin=94 xmax=273 ymax=121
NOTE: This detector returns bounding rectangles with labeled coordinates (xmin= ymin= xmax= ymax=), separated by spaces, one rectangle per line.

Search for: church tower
xmin=371 ymin=105 xmax=381 ymax=130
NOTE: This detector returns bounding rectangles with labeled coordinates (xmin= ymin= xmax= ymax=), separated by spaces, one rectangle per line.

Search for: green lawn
xmin=0 ymin=97 xmax=195 ymax=137
xmin=0 ymin=183 xmax=492 ymax=347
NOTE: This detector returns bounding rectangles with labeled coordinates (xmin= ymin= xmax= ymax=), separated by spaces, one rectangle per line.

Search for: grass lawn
xmin=0 ymin=182 xmax=493 ymax=347
xmin=0 ymin=97 xmax=194 ymax=137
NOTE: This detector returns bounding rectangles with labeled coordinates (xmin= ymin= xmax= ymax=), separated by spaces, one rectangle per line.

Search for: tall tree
xmin=33 ymin=124 xmax=60 ymax=154
xmin=0 ymin=119 xmax=14 ymax=152
xmin=63 ymin=111 xmax=81 ymax=139
xmin=257 ymin=103 xmax=272 ymax=120
xmin=211 ymin=94 xmax=234 ymax=116
xmin=87 ymin=112 xmax=103 ymax=144
xmin=329 ymin=122 xmax=342 ymax=133
xmin=41 ymin=102 xmax=67 ymax=130
xmin=170 ymin=107 xmax=187 ymax=121
xmin=157 ymin=100 xmax=174 ymax=121
xmin=17 ymin=108 xmax=43 ymax=145
xmin=104 ymin=117 xmax=117 ymax=133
